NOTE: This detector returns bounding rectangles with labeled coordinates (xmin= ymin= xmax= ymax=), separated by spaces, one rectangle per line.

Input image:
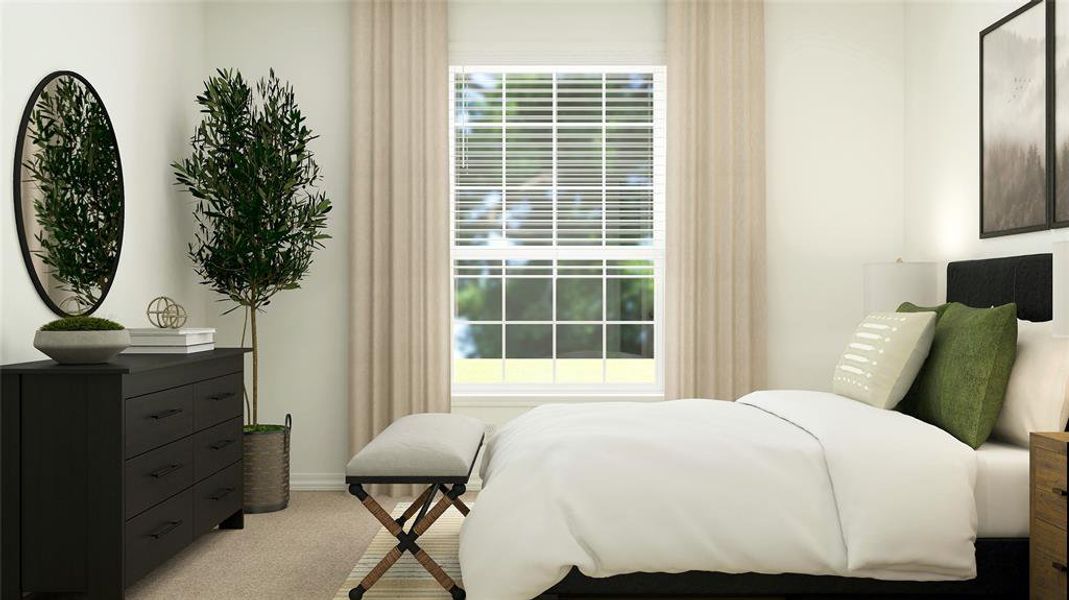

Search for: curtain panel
xmin=665 ymin=0 xmax=767 ymax=401
xmin=350 ymin=0 xmax=451 ymax=497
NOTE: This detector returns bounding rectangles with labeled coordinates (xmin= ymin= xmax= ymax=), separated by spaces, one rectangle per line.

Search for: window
xmin=450 ymin=66 xmax=665 ymax=393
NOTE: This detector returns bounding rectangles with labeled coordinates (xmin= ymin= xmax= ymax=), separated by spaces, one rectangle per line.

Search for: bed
xmin=458 ymin=253 xmax=1055 ymax=599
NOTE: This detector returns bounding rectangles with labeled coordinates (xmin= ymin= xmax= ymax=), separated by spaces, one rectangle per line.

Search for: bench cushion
xmin=346 ymin=413 xmax=485 ymax=482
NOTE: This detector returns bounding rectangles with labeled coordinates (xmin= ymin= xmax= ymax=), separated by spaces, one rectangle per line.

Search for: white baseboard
xmin=290 ymin=472 xmax=346 ymax=491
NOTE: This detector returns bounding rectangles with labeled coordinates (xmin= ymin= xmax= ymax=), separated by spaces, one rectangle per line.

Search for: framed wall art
xmin=980 ymin=0 xmax=1050 ymax=238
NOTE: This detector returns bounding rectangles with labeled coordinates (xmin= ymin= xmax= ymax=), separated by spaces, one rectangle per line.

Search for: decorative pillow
xmin=896 ymin=302 xmax=1018 ymax=448
xmin=898 ymin=301 xmax=950 ymax=319
xmin=992 ymin=320 xmax=1069 ymax=447
xmin=833 ymin=312 xmax=936 ymax=409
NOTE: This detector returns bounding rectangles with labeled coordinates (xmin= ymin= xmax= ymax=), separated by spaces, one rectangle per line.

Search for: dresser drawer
xmin=1032 ymin=549 xmax=1068 ymax=600
xmin=1034 ymin=518 xmax=1067 ymax=564
xmin=1034 ymin=448 xmax=1068 ymax=528
xmin=125 ymin=437 xmax=194 ymax=518
xmin=194 ymin=417 xmax=243 ymax=479
xmin=124 ymin=489 xmax=193 ymax=586
xmin=193 ymin=461 xmax=242 ymax=536
xmin=125 ymin=385 xmax=194 ymax=458
xmin=194 ymin=373 xmax=243 ymax=429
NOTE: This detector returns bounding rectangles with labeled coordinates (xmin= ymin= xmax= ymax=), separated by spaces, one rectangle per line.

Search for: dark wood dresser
xmin=1 ymin=348 xmax=248 ymax=599
xmin=1030 ymin=431 xmax=1069 ymax=599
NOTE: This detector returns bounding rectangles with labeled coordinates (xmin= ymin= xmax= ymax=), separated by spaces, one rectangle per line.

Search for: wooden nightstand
xmin=1031 ymin=432 xmax=1069 ymax=599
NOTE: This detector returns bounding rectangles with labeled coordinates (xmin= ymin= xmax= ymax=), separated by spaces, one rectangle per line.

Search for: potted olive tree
xmin=173 ymin=69 xmax=331 ymax=513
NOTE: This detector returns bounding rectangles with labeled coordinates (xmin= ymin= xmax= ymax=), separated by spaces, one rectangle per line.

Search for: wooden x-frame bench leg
xmin=348 ymin=483 xmax=468 ymax=600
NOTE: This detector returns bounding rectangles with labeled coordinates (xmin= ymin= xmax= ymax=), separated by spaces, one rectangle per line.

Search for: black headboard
xmin=946 ymin=253 xmax=1052 ymax=322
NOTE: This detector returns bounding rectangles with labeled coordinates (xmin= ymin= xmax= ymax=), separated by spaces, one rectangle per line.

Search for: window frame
xmin=449 ymin=65 xmax=666 ymax=397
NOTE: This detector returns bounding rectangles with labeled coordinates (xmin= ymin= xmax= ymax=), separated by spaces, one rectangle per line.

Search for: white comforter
xmin=458 ymin=391 xmax=978 ymax=600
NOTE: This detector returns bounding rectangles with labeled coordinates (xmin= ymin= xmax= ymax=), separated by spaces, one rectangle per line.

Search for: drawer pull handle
xmin=1054 ymin=561 xmax=1068 ymax=573
xmin=149 ymin=463 xmax=183 ymax=479
xmin=150 ymin=408 xmax=184 ymax=420
xmin=207 ymin=392 xmax=236 ymax=401
xmin=209 ymin=487 xmax=235 ymax=501
xmin=148 ymin=520 xmax=183 ymax=540
xmin=1054 ymin=487 xmax=1068 ymax=498
xmin=210 ymin=439 xmax=236 ymax=451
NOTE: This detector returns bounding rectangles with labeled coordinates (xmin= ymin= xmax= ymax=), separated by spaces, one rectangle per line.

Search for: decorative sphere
xmin=146 ymin=296 xmax=188 ymax=329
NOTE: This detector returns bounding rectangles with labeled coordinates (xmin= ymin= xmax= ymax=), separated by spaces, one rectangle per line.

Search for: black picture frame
xmin=12 ymin=70 xmax=125 ymax=317
xmin=979 ymin=0 xmax=1052 ymax=238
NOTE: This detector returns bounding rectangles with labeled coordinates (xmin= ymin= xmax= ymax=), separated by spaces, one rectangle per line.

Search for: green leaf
xmin=172 ymin=68 xmax=332 ymax=312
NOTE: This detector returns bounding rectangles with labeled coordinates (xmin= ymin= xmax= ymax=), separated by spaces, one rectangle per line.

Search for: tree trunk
xmin=251 ymin=307 xmax=259 ymax=425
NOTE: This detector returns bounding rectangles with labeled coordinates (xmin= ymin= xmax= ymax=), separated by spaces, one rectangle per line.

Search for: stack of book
xmin=125 ymin=328 xmax=216 ymax=354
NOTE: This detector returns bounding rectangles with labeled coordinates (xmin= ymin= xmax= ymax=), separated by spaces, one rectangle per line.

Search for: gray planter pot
xmin=243 ymin=414 xmax=291 ymax=514
xmin=33 ymin=329 xmax=130 ymax=364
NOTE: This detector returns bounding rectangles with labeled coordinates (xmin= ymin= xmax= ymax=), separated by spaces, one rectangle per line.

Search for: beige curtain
xmin=350 ymin=0 xmax=451 ymax=496
xmin=665 ymin=0 xmax=767 ymax=401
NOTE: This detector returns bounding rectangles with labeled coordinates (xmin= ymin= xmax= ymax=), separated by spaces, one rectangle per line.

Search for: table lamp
xmin=862 ymin=259 xmax=938 ymax=315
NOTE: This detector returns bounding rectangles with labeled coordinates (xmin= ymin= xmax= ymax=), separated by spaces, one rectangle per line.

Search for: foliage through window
xmin=451 ymin=67 xmax=665 ymax=390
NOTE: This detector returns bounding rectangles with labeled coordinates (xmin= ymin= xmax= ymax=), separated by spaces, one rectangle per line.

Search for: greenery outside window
xmin=451 ymin=66 xmax=665 ymax=393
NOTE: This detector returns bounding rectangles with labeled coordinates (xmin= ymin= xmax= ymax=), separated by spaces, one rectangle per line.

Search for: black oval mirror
xmin=13 ymin=71 xmax=124 ymax=316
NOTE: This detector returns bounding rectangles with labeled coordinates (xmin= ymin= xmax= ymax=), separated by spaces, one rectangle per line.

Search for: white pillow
xmin=992 ymin=320 xmax=1069 ymax=447
xmin=833 ymin=311 xmax=936 ymax=409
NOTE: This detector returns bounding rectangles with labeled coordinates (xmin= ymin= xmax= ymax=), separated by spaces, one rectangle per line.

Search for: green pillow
xmin=897 ymin=301 xmax=951 ymax=320
xmin=895 ymin=301 xmax=1017 ymax=448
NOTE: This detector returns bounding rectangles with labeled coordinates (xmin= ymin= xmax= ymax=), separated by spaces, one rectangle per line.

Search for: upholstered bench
xmin=345 ymin=413 xmax=485 ymax=600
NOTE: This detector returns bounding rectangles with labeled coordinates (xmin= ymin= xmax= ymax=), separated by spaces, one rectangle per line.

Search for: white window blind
xmin=451 ymin=66 xmax=665 ymax=392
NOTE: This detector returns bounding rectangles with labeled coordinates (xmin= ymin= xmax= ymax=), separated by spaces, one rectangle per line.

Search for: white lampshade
xmin=862 ymin=261 xmax=938 ymax=315
xmin=1055 ymin=241 xmax=1069 ymax=337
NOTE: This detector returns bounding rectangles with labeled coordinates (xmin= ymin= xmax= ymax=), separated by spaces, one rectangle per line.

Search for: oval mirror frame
xmin=12 ymin=70 xmax=125 ymax=317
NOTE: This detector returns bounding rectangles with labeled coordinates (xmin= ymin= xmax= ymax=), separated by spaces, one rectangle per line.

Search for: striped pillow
xmin=833 ymin=312 xmax=937 ymax=409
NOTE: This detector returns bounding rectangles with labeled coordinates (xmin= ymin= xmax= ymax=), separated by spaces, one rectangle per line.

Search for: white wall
xmin=201 ymin=1 xmax=352 ymax=489
xmin=765 ymin=0 xmax=907 ymax=391
xmin=449 ymin=0 xmax=665 ymax=65
xmin=904 ymin=0 xmax=1069 ymax=283
xmin=0 ymin=1 xmax=211 ymax=365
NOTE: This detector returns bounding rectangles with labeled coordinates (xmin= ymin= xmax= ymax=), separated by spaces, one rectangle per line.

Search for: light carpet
xmin=335 ymin=502 xmax=464 ymax=599
xmin=127 ymin=491 xmax=394 ymax=600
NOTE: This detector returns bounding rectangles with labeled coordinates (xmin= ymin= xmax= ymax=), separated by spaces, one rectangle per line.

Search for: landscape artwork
xmin=981 ymin=0 xmax=1048 ymax=237
xmin=1057 ymin=0 xmax=1069 ymax=224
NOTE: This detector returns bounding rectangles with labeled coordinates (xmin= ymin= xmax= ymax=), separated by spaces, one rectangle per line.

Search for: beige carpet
xmin=127 ymin=491 xmax=395 ymax=600
xmin=335 ymin=502 xmax=464 ymax=599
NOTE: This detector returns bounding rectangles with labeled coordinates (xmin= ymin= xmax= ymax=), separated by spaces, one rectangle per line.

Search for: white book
xmin=124 ymin=342 xmax=215 ymax=355
xmin=128 ymin=328 xmax=215 ymax=346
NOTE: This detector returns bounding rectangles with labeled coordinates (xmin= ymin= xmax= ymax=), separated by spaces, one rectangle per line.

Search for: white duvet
xmin=458 ymin=391 xmax=978 ymax=600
